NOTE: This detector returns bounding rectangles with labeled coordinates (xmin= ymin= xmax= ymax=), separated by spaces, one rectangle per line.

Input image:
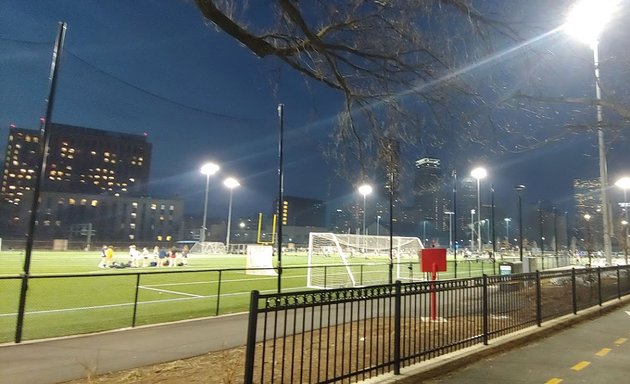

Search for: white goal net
xmin=246 ymin=245 xmax=277 ymax=276
xmin=190 ymin=242 xmax=226 ymax=255
xmin=307 ymin=232 xmax=424 ymax=289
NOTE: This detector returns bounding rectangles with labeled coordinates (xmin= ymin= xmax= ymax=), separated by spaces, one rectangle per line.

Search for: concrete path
xmin=0 ymin=313 xmax=250 ymax=384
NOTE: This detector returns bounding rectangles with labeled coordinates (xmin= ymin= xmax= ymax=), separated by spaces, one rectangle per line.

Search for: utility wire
xmin=2 ymin=36 xmax=268 ymax=122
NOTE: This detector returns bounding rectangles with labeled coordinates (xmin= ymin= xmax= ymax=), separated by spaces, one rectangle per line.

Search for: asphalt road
xmin=422 ymin=304 xmax=630 ymax=384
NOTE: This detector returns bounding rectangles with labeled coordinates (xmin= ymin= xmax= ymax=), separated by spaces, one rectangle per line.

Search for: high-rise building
xmin=275 ymin=196 xmax=326 ymax=227
xmin=0 ymin=123 xmax=182 ymax=245
xmin=1 ymin=123 xmax=151 ymax=205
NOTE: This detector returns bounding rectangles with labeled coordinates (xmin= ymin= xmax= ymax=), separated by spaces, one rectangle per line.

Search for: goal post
xmin=307 ymin=232 xmax=424 ymax=289
xmin=246 ymin=245 xmax=277 ymax=276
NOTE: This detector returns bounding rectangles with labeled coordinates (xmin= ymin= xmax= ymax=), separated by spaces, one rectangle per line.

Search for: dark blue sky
xmin=1 ymin=0 xmax=628 ymax=221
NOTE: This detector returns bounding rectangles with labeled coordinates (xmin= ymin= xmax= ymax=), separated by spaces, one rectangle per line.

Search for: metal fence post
xmin=394 ymin=280 xmax=401 ymax=375
xmin=617 ymin=267 xmax=622 ymax=299
xmin=572 ymin=268 xmax=577 ymax=315
xmin=244 ymin=290 xmax=260 ymax=384
xmin=536 ymin=271 xmax=542 ymax=327
xmin=132 ymin=273 xmax=141 ymax=327
xmin=216 ymin=270 xmax=223 ymax=316
xmin=482 ymin=275 xmax=489 ymax=345
xmin=597 ymin=267 xmax=602 ymax=306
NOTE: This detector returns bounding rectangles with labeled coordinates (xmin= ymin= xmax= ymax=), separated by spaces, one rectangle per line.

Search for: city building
xmin=1 ymin=123 xmax=151 ymax=205
xmin=276 ymin=196 xmax=326 ymax=227
xmin=0 ymin=123 xmax=183 ymax=247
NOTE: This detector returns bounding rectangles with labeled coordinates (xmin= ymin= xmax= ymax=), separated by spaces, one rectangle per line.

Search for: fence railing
xmin=243 ymin=265 xmax=630 ymax=384
xmin=0 ymin=255 xmax=576 ymax=344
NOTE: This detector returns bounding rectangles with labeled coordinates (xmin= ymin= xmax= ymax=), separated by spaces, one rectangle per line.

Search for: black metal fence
xmin=243 ymin=265 xmax=630 ymax=383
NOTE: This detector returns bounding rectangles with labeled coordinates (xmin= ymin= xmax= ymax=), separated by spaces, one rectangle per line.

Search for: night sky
xmin=1 ymin=1 xmax=629 ymax=222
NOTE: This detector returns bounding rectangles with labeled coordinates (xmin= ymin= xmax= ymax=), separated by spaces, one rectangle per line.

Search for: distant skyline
xmin=2 ymin=0 xmax=629 ymax=224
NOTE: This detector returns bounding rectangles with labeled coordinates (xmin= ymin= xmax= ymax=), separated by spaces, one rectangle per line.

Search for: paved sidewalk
xmin=0 ymin=313 xmax=250 ymax=384
xmin=2 ymin=297 xmax=629 ymax=384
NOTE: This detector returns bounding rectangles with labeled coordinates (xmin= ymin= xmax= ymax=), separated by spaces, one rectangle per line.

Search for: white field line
xmin=0 ymin=285 xmax=307 ymax=318
xmin=138 ymin=285 xmax=203 ymax=298
xmin=141 ymin=273 xmax=306 ymax=288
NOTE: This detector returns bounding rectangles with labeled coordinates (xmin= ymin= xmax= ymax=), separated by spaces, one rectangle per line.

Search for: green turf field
xmin=0 ymin=250 xmax=496 ymax=343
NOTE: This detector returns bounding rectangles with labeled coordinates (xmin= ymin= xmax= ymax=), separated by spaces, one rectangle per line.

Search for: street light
xmin=515 ymin=185 xmax=526 ymax=261
xmin=565 ymin=0 xmax=620 ymax=262
xmin=471 ymin=167 xmax=487 ymax=253
xmin=615 ymin=176 xmax=630 ymax=264
xmin=504 ymin=218 xmax=512 ymax=244
xmin=358 ymin=184 xmax=373 ymax=236
xmin=445 ymin=211 xmax=455 ymax=252
xmin=376 ymin=215 xmax=381 ymax=237
xmin=200 ymin=162 xmax=220 ymax=243
xmin=470 ymin=209 xmax=475 ymax=251
xmin=622 ymin=220 xmax=629 ymax=265
xmin=358 ymin=184 xmax=372 ymax=253
xmin=423 ymin=220 xmax=428 ymax=244
xmin=223 ymin=177 xmax=240 ymax=251
xmin=584 ymin=213 xmax=592 ymax=266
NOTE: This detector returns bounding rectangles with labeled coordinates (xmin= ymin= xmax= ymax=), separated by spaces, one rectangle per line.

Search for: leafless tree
xmin=194 ymin=0 xmax=630 ymax=180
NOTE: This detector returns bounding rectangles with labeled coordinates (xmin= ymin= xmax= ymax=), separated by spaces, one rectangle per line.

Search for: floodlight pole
xmin=452 ymin=170 xmax=457 ymax=278
xmin=593 ymin=42 xmax=613 ymax=263
xmin=276 ymin=104 xmax=285 ymax=293
xmin=16 ymin=22 xmax=67 ymax=344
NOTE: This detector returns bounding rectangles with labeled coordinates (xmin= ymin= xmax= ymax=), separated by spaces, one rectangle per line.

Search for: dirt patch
xmin=63 ymin=347 xmax=246 ymax=384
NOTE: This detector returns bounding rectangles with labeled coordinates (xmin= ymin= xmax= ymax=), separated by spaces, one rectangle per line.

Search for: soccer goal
xmin=307 ymin=232 xmax=424 ymax=289
xmin=189 ymin=242 xmax=227 ymax=255
xmin=246 ymin=245 xmax=277 ymax=276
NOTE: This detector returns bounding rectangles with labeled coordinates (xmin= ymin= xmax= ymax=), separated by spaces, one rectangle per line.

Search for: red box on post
xmin=420 ymin=248 xmax=447 ymax=273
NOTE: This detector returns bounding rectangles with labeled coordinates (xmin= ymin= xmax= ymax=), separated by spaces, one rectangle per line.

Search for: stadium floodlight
xmin=471 ymin=167 xmax=487 ymax=253
xmin=223 ymin=177 xmax=240 ymax=250
xmin=564 ymin=0 xmax=619 ymax=262
xmin=200 ymin=162 xmax=220 ymax=243
xmin=357 ymin=184 xmax=373 ymax=244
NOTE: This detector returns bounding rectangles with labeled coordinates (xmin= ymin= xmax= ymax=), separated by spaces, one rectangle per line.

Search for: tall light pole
xmin=358 ymin=184 xmax=373 ymax=235
xmin=223 ymin=177 xmax=240 ymax=252
xmin=445 ymin=211 xmax=454 ymax=252
xmin=515 ymin=185 xmax=526 ymax=261
xmin=200 ymin=162 xmax=220 ymax=243
xmin=615 ymin=176 xmax=630 ymax=264
xmin=423 ymin=220 xmax=427 ymax=244
xmin=565 ymin=0 xmax=620 ymax=263
xmin=376 ymin=215 xmax=381 ymax=237
xmin=358 ymin=184 xmax=372 ymax=252
xmin=584 ymin=213 xmax=592 ymax=266
xmin=504 ymin=218 xmax=512 ymax=244
xmin=471 ymin=167 xmax=487 ymax=253
xmin=470 ymin=209 xmax=475 ymax=251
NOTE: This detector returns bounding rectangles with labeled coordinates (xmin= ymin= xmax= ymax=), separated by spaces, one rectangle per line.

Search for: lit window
xmin=157 ymin=235 xmax=163 ymax=241
xmin=166 ymin=235 xmax=172 ymax=241
xmin=132 ymin=202 xmax=138 ymax=208
xmin=80 ymin=199 xmax=87 ymax=206
xmin=69 ymin=198 xmax=76 ymax=205
xmin=91 ymin=200 xmax=98 ymax=207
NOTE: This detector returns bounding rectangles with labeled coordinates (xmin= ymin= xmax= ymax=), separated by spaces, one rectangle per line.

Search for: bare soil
xmin=63 ymin=347 xmax=247 ymax=384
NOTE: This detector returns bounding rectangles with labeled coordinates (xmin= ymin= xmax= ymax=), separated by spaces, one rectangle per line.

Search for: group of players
xmin=97 ymin=244 xmax=190 ymax=269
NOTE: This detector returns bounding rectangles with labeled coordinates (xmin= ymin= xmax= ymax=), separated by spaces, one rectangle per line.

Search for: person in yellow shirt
xmin=105 ymin=246 xmax=114 ymax=268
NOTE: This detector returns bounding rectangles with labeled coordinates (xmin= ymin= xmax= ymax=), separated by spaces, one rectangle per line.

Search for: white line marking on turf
xmin=0 ymin=286 xmax=308 ymax=318
xmin=139 ymin=285 xmax=203 ymax=297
